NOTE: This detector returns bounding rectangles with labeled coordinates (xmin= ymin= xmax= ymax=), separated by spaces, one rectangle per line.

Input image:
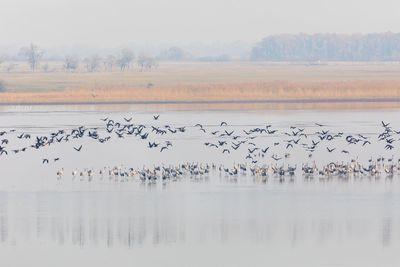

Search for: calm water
xmin=0 ymin=104 xmax=400 ymax=267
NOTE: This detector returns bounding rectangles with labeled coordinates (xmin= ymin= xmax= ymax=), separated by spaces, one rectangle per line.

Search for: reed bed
xmin=1 ymin=80 xmax=400 ymax=104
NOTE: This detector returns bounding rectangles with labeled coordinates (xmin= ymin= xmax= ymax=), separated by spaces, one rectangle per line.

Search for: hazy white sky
xmin=0 ymin=0 xmax=399 ymax=47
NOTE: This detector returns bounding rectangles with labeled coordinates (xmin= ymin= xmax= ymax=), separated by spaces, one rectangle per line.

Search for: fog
xmin=0 ymin=0 xmax=399 ymax=48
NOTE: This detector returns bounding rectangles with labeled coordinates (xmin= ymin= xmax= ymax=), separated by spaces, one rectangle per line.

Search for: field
xmin=1 ymin=61 xmax=400 ymax=105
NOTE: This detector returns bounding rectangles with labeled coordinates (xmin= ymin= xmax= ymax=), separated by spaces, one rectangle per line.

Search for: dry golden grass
xmin=1 ymin=62 xmax=400 ymax=105
xmin=0 ymin=80 xmax=400 ymax=104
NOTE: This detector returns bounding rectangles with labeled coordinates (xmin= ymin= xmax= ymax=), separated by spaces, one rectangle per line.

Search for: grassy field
xmin=0 ymin=61 xmax=400 ymax=104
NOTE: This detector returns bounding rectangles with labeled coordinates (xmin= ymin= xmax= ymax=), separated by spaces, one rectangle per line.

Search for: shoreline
xmin=1 ymin=97 xmax=400 ymax=106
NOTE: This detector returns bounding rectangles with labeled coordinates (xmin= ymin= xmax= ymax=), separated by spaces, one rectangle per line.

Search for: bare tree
xmin=137 ymin=55 xmax=146 ymax=72
xmin=63 ymin=55 xmax=79 ymax=72
xmin=145 ymin=57 xmax=157 ymax=71
xmin=19 ymin=43 xmax=44 ymax=71
xmin=137 ymin=55 xmax=157 ymax=72
xmin=116 ymin=49 xmax=135 ymax=71
xmin=103 ymin=55 xmax=115 ymax=72
xmin=83 ymin=55 xmax=101 ymax=72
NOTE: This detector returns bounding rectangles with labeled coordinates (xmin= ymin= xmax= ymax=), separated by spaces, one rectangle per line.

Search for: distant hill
xmin=251 ymin=33 xmax=400 ymax=61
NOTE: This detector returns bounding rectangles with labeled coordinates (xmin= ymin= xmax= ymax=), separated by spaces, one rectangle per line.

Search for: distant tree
xmin=137 ymin=55 xmax=157 ymax=71
xmin=6 ymin=63 xmax=17 ymax=73
xmin=19 ymin=43 xmax=44 ymax=71
xmin=0 ymin=55 xmax=7 ymax=68
xmin=145 ymin=56 xmax=158 ymax=70
xmin=116 ymin=49 xmax=135 ymax=71
xmin=0 ymin=80 xmax=5 ymax=92
xmin=63 ymin=55 xmax=79 ymax=71
xmin=250 ymin=33 xmax=400 ymax=61
xmin=83 ymin=55 xmax=101 ymax=72
xmin=103 ymin=55 xmax=116 ymax=72
xmin=158 ymin=46 xmax=186 ymax=61
xmin=42 ymin=63 xmax=49 ymax=72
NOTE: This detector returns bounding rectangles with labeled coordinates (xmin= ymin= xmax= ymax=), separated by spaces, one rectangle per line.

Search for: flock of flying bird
xmin=1 ymin=114 xmax=400 ymax=182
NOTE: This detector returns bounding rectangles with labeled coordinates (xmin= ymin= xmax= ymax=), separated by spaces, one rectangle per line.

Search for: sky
xmin=0 ymin=0 xmax=400 ymax=48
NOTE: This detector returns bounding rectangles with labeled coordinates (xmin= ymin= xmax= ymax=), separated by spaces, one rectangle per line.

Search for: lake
xmin=0 ymin=104 xmax=400 ymax=267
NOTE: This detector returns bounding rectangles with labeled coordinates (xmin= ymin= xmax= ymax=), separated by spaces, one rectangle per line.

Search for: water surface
xmin=0 ymin=104 xmax=399 ymax=267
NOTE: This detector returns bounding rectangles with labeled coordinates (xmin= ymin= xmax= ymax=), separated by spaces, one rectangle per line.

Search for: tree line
xmin=250 ymin=33 xmax=400 ymax=61
xmin=0 ymin=44 xmax=233 ymax=72
xmin=0 ymin=44 xmax=158 ymax=72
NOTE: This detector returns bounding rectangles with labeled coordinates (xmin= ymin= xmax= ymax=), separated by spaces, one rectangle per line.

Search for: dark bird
xmin=363 ymin=140 xmax=371 ymax=146
xmin=153 ymin=115 xmax=160 ymax=120
xmin=73 ymin=145 xmax=83 ymax=152
xmin=218 ymin=141 xmax=227 ymax=146
xmin=148 ymin=142 xmax=160 ymax=148
xmin=54 ymin=158 xmax=60 ymax=162
xmin=101 ymin=117 xmax=109 ymax=121
xmin=385 ymin=144 xmax=394 ymax=150
xmin=224 ymin=130 xmax=234 ymax=136
xmin=261 ymin=147 xmax=270 ymax=153
xmin=381 ymin=121 xmax=390 ymax=128
xmin=271 ymin=155 xmax=282 ymax=161
xmin=315 ymin=123 xmax=325 ymax=127
xmin=124 ymin=117 xmax=132 ymax=122
xmin=327 ymin=147 xmax=336 ymax=152
xmin=160 ymin=146 xmax=168 ymax=152
xmin=341 ymin=150 xmax=349 ymax=154
xmin=166 ymin=141 xmax=173 ymax=147
xmin=42 ymin=159 xmax=49 ymax=164
xmin=222 ymin=149 xmax=230 ymax=154
xmin=220 ymin=122 xmax=228 ymax=126
xmin=248 ymin=148 xmax=258 ymax=153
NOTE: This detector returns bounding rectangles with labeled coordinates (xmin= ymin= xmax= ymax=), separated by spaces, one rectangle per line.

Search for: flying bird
xmin=74 ymin=145 xmax=83 ymax=152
